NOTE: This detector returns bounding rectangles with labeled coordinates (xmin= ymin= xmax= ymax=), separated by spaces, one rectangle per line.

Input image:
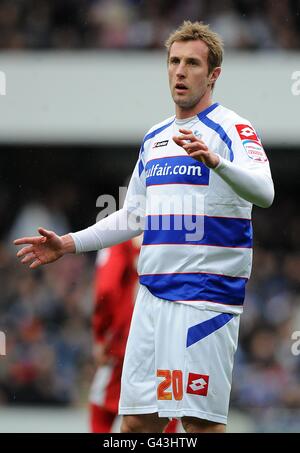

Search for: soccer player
xmin=14 ymin=21 xmax=274 ymax=433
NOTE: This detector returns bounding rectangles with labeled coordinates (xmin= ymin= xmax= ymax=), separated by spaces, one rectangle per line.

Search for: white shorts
xmin=119 ymin=285 xmax=240 ymax=425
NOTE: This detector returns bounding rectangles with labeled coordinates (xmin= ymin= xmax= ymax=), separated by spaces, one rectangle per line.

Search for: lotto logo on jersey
xmin=153 ymin=140 xmax=169 ymax=148
xmin=235 ymin=124 xmax=259 ymax=141
xmin=186 ymin=373 xmax=209 ymax=396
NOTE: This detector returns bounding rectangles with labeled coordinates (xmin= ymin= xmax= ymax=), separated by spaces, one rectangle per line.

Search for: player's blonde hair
xmin=165 ymin=21 xmax=223 ymax=75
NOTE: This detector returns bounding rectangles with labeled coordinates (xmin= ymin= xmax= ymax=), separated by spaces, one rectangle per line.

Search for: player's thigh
xmin=121 ymin=413 xmax=169 ymax=433
xmin=119 ymin=285 xmax=157 ymax=413
xmin=182 ymin=416 xmax=226 ymax=433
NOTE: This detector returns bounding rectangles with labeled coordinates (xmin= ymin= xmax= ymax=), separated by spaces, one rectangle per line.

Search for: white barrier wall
xmin=0 ymin=51 xmax=299 ymax=145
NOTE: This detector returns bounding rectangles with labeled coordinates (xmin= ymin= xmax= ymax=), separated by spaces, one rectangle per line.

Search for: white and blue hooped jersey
xmin=124 ymin=102 xmax=272 ymax=315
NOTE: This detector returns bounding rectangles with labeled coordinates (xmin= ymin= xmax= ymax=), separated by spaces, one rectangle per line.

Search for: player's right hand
xmin=14 ymin=227 xmax=67 ymax=269
xmin=93 ymin=343 xmax=111 ymax=366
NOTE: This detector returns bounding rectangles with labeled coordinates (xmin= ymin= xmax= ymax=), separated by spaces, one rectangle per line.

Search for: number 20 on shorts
xmin=157 ymin=369 xmax=183 ymax=401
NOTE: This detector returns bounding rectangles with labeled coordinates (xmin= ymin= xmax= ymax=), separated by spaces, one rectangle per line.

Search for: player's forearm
xmin=213 ymin=156 xmax=274 ymax=208
xmin=70 ymin=208 xmax=143 ymax=253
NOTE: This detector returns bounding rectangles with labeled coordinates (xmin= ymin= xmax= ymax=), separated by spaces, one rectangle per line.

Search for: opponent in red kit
xmin=89 ymin=236 xmax=178 ymax=433
xmin=89 ymin=237 xmax=141 ymax=432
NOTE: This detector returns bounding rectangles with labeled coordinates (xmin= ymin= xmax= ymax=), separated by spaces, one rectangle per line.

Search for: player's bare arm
xmin=14 ymin=227 xmax=75 ymax=269
xmin=173 ymin=128 xmax=220 ymax=168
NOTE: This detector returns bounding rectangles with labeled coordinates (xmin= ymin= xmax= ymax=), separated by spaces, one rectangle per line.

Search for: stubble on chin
xmin=172 ymin=93 xmax=201 ymax=110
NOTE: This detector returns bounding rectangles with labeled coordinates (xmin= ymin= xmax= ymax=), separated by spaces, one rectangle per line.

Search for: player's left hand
xmin=173 ymin=128 xmax=220 ymax=168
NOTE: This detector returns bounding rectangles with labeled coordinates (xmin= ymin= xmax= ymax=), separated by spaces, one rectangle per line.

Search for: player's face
xmin=168 ymin=40 xmax=213 ymax=116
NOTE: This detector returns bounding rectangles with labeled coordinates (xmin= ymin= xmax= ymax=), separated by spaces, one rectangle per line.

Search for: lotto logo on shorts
xmin=186 ymin=373 xmax=209 ymax=396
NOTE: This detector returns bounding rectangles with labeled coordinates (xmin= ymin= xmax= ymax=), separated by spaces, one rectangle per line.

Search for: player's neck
xmin=175 ymin=91 xmax=214 ymax=120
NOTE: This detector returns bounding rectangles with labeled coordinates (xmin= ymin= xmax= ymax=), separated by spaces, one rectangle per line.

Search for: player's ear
xmin=209 ymin=67 xmax=221 ymax=85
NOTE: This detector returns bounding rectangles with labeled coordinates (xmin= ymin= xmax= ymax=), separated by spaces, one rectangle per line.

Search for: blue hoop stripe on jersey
xmin=198 ymin=109 xmax=234 ymax=162
xmin=145 ymin=156 xmax=210 ymax=186
xmin=143 ymin=215 xmax=253 ymax=248
xmin=140 ymin=272 xmax=246 ymax=305
xmin=186 ymin=313 xmax=234 ymax=348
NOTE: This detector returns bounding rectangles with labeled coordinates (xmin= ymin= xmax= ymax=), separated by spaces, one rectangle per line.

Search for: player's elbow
xmin=256 ymin=197 xmax=273 ymax=209
xmin=255 ymin=183 xmax=275 ymax=208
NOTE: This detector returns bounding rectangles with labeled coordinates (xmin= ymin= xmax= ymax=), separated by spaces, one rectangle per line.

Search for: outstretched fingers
xmin=14 ymin=236 xmax=47 ymax=246
xmin=14 ymin=227 xmax=54 ymax=247
xmin=14 ymin=227 xmax=59 ymax=270
xmin=37 ymin=227 xmax=54 ymax=239
xmin=30 ymin=259 xmax=42 ymax=269
xmin=21 ymin=253 xmax=36 ymax=264
xmin=16 ymin=245 xmax=35 ymax=258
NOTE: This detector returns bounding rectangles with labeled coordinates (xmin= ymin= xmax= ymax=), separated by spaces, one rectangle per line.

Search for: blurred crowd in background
xmin=0 ymin=187 xmax=95 ymax=406
xmin=0 ymin=0 xmax=299 ymax=50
